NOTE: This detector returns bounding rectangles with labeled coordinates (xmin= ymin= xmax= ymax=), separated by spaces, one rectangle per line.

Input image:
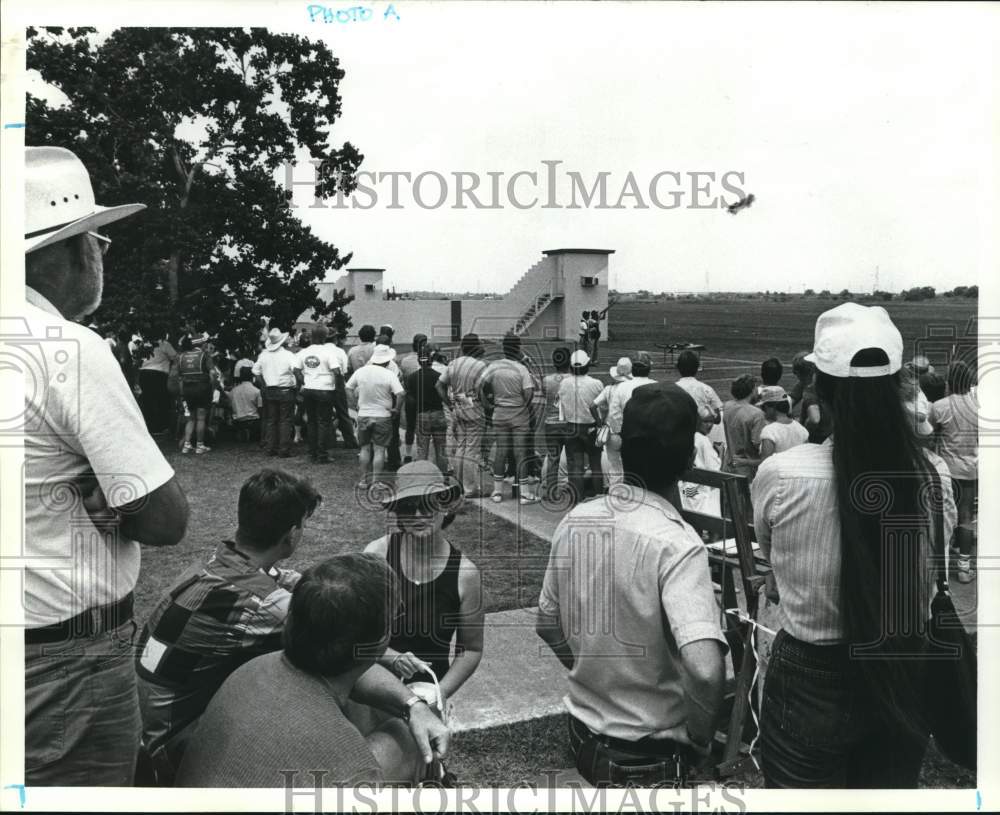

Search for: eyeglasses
xmin=87 ymin=231 xmax=112 ymax=257
xmin=388 ymin=497 xmax=439 ymax=517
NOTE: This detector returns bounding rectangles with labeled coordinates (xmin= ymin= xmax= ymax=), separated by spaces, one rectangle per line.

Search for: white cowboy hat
xmin=265 ymin=328 xmax=289 ymax=350
xmin=370 ymin=344 xmax=396 ymax=365
xmin=25 ymin=146 xmax=146 ymax=254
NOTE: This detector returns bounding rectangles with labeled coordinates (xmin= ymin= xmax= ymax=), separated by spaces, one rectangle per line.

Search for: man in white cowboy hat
xmin=346 ymin=344 xmax=405 ymax=485
xmin=252 ymin=327 xmax=302 ymax=457
xmin=20 ymin=146 xmax=190 ymax=786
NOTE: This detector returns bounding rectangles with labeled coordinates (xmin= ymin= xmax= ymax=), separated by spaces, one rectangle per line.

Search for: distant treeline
xmin=611 ymin=285 xmax=977 ymax=303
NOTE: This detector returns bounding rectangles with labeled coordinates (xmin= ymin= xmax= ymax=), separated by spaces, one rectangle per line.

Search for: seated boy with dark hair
xmin=136 ymin=469 xmax=321 ymax=783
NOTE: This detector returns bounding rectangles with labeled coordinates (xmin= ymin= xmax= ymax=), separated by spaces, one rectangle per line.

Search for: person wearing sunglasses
xmin=364 ymin=461 xmax=485 ymax=712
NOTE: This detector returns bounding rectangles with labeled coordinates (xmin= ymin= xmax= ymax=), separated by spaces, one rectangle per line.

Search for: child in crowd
xmin=758 ymin=385 xmax=808 ymax=463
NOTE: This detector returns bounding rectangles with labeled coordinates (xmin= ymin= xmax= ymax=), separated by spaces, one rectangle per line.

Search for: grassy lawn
xmin=133 ymin=438 xmax=551 ymax=627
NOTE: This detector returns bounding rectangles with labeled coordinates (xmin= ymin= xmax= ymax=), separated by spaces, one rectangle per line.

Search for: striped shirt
xmin=136 ymin=541 xmax=301 ymax=761
xmin=751 ymin=440 xmax=956 ymax=644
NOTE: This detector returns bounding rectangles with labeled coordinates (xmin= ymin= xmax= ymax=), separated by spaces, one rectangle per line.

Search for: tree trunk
xmin=167 ymin=251 xmax=181 ymax=303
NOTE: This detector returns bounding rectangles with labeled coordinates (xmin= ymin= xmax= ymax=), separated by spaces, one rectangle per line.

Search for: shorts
xmin=358 ymin=416 xmax=394 ymax=448
xmin=182 ymin=387 xmax=212 ymax=411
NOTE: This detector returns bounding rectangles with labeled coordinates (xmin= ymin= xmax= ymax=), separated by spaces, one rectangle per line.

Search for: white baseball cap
xmin=570 ymin=350 xmax=590 ymax=368
xmin=370 ymin=344 xmax=396 ymax=364
xmin=804 ymin=303 xmax=903 ymax=378
xmin=25 ymin=146 xmax=146 ymax=253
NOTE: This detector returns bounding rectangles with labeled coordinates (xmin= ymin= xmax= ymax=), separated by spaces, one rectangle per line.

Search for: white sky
xmin=16 ymin=2 xmax=1000 ymax=294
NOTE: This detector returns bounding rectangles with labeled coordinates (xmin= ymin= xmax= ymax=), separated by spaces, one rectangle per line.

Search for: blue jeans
xmin=760 ymin=629 xmax=928 ymax=788
xmin=25 ymin=620 xmax=141 ymax=786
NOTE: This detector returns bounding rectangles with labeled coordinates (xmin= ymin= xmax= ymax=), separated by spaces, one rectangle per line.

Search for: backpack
xmin=177 ymin=349 xmax=210 ymax=394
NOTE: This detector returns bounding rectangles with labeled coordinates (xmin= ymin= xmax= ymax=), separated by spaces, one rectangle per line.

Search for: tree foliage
xmin=26 ymin=27 xmax=361 ymax=349
xmin=901 ymin=286 xmax=936 ymax=301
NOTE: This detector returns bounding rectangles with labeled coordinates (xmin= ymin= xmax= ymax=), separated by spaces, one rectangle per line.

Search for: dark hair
xmin=590 ymin=309 xmax=599 ymax=319
xmin=814 ymin=348 xmax=933 ymax=737
xmin=179 ymin=336 xmax=194 ymax=352
xmin=358 ymin=324 xmax=376 ymax=343
xmin=763 ymin=399 xmax=789 ymax=415
xmin=761 ymin=357 xmax=783 ymax=386
xmin=502 ymin=333 xmax=521 ymax=360
xmin=378 ymin=324 xmax=395 ymax=339
xmin=311 ymin=324 xmax=329 ymax=344
xmin=283 ymin=554 xmax=398 ymax=677
xmin=551 ymin=347 xmax=571 ymax=372
xmin=375 ymin=333 xmax=391 ymax=346
xmin=238 ymin=367 xmax=253 ymax=382
xmin=582 ymin=311 xmax=589 ymax=318
xmin=571 ymin=364 xmax=590 ymax=376
xmin=730 ymin=374 xmax=757 ymax=400
xmin=947 ymin=361 xmax=973 ymax=395
xmin=919 ymin=371 xmax=946 ymax=404
xmin=631 ymin=360 xmax=651 ymax=377
xmin=621 ymin=408 xmax=696 ymax=494
xmin=236 ymin=469 xmax=322 ymax=550
xmin=412 ymin=333 xmax=428 ymax=352
xmin=460 ymin=333 xmax=482 ymax=358
xmin=676 ymin=350 xmax=700 ymax=377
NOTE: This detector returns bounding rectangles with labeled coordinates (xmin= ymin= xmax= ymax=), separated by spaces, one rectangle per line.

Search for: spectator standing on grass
xmin=253 ymin=328 xmax=301 ymax=458
xmin=752 ymin=303 xmax=956 ymax=787
xmin=406 ymin=345 xmax=450 ymax=474
xmin=376 ymin=330 xmax=405 ymax=469
xmin=138 ymin=333 xmax=178 ymax=435
xmin=436 ymin=333 xmax=488 ymax=498
xmin=536 ymin=383 xmax=727 ymax=787
xmin=400 ymin=332 xmax=429 ymax=463
xmin=22 ymin=146 xmax=189 ymax=785
xmin=365 ymin=461 xmax=484 ymax=717
xmin=590 ymin=358 xmax=632 ymax=488
xmin=757 ymin=385 xmax=809 ymax=463
xmin=178 ymin=335 xmax=222 ymax=455
xmin=297 ymin=324 xmax=344 ymax=464
xmin=540 ymin=347 xmax=573 ymax=501
xmin=175 ymin=554 xmax=450 ymax=787
xmin=331 ymin=331 xmax=359 ymax=449
xmin=347 ymin=344 xmax=404 ymax=485
xmin=348 ymin=324 xmax=377 ymax=374
xmin=787 ymin=351 xmax=813 ymax=421
xmin=482 ymin=333 xmax=538 ymax=504
xmin=230 ymin=367 xmax=263 ymax=441
xmin=558 ymin=350 xmax=605 ymax=503
xmin=929 ymin=361 xmax=978 ymax=583
xmin=136 ymin=470 xmax=319 ymax=783
xmin=674 ymin=349 xmax=722 ymax=424
xmin=291 ymin=331 xmax=309 ymax=446
xmin=721 ymin=374 xmax=766 ymax=480
xmin=604 ymin=351 xmax=657 ymax=484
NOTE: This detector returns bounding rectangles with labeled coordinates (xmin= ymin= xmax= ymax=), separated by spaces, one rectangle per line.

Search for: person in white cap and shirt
xmin=751 ymin=303 xmax=956 ymax=788
xmin=346 ymin=344 xmax=405 ymax=484
xmin=557 ymin=350 xmax=605 ymax=502
xmin=20 ymin=146 xmax=190 ymax=785
xmin=252 ymin=327 xmax=301 ymax=457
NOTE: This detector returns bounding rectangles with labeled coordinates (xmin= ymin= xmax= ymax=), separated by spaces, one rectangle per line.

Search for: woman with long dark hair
xmin=751 ymin=304 xmax=956 ymax=787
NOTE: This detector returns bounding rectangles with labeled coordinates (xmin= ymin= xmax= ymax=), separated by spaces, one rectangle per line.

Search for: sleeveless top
xmin=386 ymin=533 xmax=462 ymax=682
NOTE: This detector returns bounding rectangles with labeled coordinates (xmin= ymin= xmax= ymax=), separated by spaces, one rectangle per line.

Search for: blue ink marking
xmin=4 ymin=123 xmax=26 ymax=129
xmin=977 ymin=790 xmax=982 ymax=810
xmin=308 ymin=3 xmax=395 ymax=23
xmin=4 ymin=784 xmax=26 ymax=808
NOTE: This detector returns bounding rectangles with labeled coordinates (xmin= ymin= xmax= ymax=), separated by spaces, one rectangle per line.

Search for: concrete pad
xmin=470 ymin=493 xmax=566 ymax=542
xmin=449 ymin=607 xmax=568 ymax=733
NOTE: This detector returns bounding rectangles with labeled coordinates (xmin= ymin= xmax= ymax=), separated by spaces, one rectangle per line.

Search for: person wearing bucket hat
xmin=346 ymin=344 xmax=405 ymax=484
xmin=601 ymin=352 xmax=657 ymax=489
xmin=365 ymin=461 xmax=484 ymax=712
xmin=252 ymin=327 xmax=302 ymax=457
xmin=751 ymin=302 xmax=957 ymax=788
xmin=537 ymin=383 xmax=727 ymax=787
xmin=757 ymin=385 xmax=808 ymax=464
xmin=589 ymin=357 xmax=632 ymax=487
xmin=22 ymin=146 xmax=190 ymax=786
xmin=436 ymin=334 xmax=489 ymax=497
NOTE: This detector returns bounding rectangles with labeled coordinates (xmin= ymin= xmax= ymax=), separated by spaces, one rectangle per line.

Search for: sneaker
xmin=195 ymin=444 xmax=211 ymax=454
xmin=490 ymin=493 xmax=503 ymax=504
xmin=957 ymin=557 xmax=975 ymax=584
xmin=181 ymin=442 xmax=194 ymax=454
xmin=519 ymin=494 xmax=538 ymax=506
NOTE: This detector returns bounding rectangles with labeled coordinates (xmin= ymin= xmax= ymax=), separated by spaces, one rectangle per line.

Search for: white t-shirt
xmin=675 ymin=377 xmax=723 ymax=418
xmin=346 ymin=363 xmax=405 ymax=418
xmin=296 ymin=343 xmax=346 ymax=391
xmin=607 ymin=376 xmax=656 ymax=432
xmin=252 ymin=347 xmax=300 ymax=387
xmin=760 ymin=420 xmax=809 ymax=454
xmin=21 ymin=289 xmax=175 ymax=627
xmin=139 ymin=339 xmax=177 ymax=374
xmin=681 ymin=432 xmax=722 ymax=516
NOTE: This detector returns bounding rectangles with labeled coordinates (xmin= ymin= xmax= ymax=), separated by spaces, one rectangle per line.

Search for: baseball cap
xmin=621 ymin=382 xmax=698 ymax=444
xmin=758 ymin=385 xmax=788 ymax=404
xmin=804 ymin=303 xmax=903 ymax=378
xmin=570 ymin=350 xmax=590 ymax=368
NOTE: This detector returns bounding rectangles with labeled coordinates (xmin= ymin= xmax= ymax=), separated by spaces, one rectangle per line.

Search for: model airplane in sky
xmin=726 ymin=193 xmax=755 ymax=214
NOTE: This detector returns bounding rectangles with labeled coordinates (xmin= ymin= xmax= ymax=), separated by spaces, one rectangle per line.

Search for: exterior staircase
xmin=512 ymin=287 xmax=555 ymax=336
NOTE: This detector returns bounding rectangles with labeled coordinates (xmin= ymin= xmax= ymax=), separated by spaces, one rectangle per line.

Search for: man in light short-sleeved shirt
xmin=346 ymin=346 xmax=405 ymax=482
xmin=536 ymin=382 xmax=726 ymax=787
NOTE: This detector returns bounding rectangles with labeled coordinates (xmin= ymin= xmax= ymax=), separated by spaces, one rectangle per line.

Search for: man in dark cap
xmin=536 ymin=383 xmax=726 ymax=787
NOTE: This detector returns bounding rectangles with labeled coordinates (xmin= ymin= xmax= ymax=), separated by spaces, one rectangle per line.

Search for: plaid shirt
xmin=136 ymin=541 xmax=300 ymax=759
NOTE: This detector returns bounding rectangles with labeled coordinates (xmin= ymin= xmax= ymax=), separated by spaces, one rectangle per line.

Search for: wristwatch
xmin=401 ymin=694 xmax=429 ymax=722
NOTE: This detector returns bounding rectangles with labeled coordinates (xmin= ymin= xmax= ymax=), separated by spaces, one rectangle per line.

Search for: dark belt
xmin=570 ymin=714 xmax=681 ymax=757
xmin=25 ymin=592 xmax=134 ymax=644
